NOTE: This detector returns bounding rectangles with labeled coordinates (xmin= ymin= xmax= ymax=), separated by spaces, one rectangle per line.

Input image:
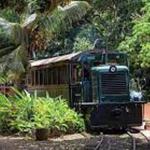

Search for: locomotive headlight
xmin=109 ymin=65 xmax=117 ymax=73
xmin=130 ymin=90 xmax=143 ymax=101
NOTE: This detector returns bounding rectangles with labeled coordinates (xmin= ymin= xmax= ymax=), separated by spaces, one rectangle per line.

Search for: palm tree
xmin=0 ymin=0 xmax=91 ymax=82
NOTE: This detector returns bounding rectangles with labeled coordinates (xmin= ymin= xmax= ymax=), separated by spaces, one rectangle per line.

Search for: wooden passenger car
xmin=27 ymin=52 xmax=81 ymax=101
xmin=27 ymin=49 xmax=106 ymax=104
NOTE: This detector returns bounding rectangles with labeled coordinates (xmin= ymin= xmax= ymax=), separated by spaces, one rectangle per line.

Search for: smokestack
xmin=93 ymin=38 xmax=105 ymax=49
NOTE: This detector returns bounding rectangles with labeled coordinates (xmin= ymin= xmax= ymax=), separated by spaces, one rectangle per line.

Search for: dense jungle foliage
xmin=0 ymin=0 xmax=149 ymax=92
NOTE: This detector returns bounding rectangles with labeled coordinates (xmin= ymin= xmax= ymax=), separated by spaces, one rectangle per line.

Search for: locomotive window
xmin=72 ymin=64 xmax=82 ymax=83
xmin=107 ymin=54 xmax=127 ymax=65
xmin=92 ymin=73 xmax=98 ymax=102
xmin=91 ymin=54 xmax=105 ymax=66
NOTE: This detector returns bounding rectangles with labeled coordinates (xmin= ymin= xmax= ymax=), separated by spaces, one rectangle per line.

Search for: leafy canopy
xmin=119 ymin=0 xmax=150 ymax=68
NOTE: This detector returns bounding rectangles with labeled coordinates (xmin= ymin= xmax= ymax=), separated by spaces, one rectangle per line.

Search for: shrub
xmin=0 ymin=94 xmax=12 ymax=132
xmin=0 ymin=90 xmax=85 ymax=135
xmin=33 ymin=97 xmax=85 ymax=134
xmin=0 ymin=90 xmax=34 ymax=133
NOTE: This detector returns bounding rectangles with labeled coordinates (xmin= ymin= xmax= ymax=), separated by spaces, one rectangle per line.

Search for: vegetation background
xmin=0 ymin=0 xmax=149 ymax=93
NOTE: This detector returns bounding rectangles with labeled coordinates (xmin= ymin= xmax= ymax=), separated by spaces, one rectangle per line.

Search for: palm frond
xmin=0 ymin=18 xmax=27 ymax=80
xmin=0 ymin=45 xmax=27 ymax=81
xmin=26 ymin=0 xmax=71 ymax=13
xmin=23 ymin=1 xmax=91 ymax=38
xmin=40 ymin=1 xmax=91 ymax=39
xmin=0 ymin=1 xmax=91 ymax=80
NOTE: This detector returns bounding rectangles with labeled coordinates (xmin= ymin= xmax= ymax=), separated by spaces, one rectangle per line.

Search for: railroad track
xmin=94 ymin=133 xmax=107 ymax=150
xmin=84 ymin=132 xmax=105 ymax=150
xmin=127 ymin=131 xmax=136 ymax=150
xmin=127 ymin=128 xmax=150 ymax=150
xmin=84 ymin=129 xmax=149 ymax=150
xmin=84 ymin=132 xmax=118 ymax=150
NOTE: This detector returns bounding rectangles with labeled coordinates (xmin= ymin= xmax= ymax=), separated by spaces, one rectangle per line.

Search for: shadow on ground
xmin=0 ymin=133 xmax=149 ymax=150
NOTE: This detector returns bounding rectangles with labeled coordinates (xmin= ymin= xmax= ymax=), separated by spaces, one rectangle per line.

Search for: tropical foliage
xmin=0 ymin=90 xmax=85 ymax=135
xmin=119 ymin=0 xmax=150 ymax=68
xmin=0 ymin=0 xmax=90 ymax=81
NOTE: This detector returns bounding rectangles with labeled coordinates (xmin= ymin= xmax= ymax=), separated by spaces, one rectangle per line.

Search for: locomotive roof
xmin=29 ymin=49 xmax=126 ymax=68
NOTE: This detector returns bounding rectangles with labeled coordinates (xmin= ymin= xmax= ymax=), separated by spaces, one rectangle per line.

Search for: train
xmin=1 ymin=49 xmax=145 ymax=129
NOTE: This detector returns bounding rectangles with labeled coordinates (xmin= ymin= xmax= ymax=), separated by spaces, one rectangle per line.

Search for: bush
xmin=0 ymin=90 xmax=34 ymax=133
xmin=0 ymin=90 xmax=85 ymax=135
xmin=33 ymin=97 xmax=85 ymax=133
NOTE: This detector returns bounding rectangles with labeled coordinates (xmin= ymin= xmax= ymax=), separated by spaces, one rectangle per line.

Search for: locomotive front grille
xmin=101 ymin=73 xmax=128 ymax=95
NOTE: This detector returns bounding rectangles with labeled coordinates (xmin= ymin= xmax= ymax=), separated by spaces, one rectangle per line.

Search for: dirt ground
xmin=0 ymin=132 xmax=149 ymax=150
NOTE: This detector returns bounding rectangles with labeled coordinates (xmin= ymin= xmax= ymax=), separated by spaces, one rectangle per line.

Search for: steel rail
xmin=94 ymin=132 xmax=104 ymax=150
xmin=127 ymin=131 xmax=136 ymax=150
